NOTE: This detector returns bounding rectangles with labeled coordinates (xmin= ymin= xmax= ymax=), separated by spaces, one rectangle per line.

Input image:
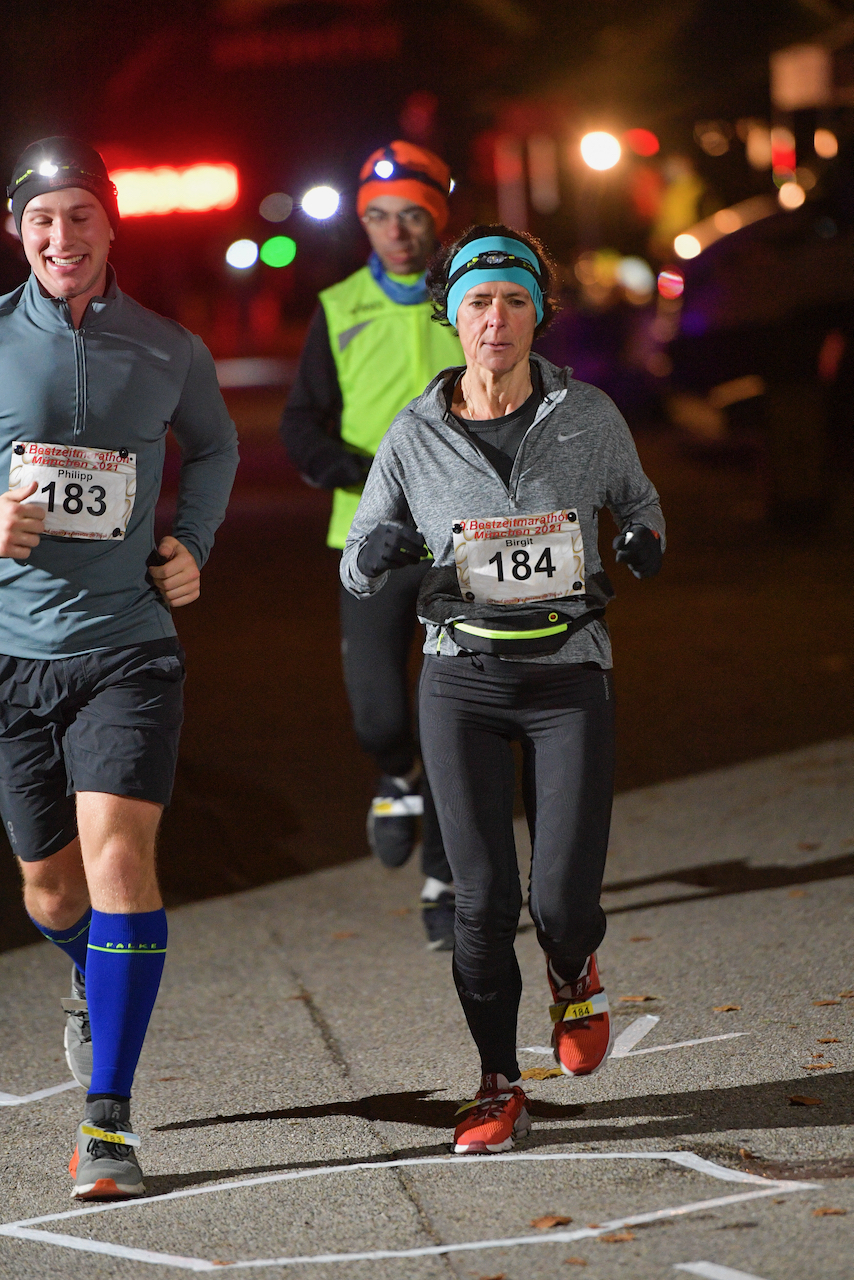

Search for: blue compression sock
xmin=28 ymin=907 xmax=91 ymax=975
xmin=86 ymin=908 xmax=168 ymax=1098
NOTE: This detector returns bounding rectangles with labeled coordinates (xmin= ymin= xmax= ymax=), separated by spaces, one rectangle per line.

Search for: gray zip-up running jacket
xmin=340 ymin=354 xmax=664 ymax=666
xmin=0 ymin=271 xmax=239 ymax=659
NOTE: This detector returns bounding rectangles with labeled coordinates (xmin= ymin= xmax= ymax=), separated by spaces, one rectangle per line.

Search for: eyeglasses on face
xmin=361 ymin=207 xmax=432 ymax=230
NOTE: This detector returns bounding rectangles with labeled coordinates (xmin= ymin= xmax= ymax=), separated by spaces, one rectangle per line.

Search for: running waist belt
xmin=445 ymin=607 xmax=605 ymax=655
xmin=417 ymin=564 xmax=612 ymax=656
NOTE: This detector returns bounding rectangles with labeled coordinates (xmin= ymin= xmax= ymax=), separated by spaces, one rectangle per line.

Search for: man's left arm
xmin=151 ymin=335 xmax=239 ymax=606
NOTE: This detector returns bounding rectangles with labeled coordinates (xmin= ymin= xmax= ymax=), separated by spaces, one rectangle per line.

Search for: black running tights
xmin=338 ymin=559 xmax=450 ymax=882
xmin=419 ymin=655 xmax=615 ymax=1081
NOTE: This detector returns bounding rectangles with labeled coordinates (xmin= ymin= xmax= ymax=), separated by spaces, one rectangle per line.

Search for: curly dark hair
xmin=426 ymin=224 xmax=559 ymax=338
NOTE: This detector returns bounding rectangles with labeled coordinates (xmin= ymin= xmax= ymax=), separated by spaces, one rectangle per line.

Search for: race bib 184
xmin=453 ymin=509 xmax=585 ymax=606
xmin=10 ymin=442 xmax=136 ymax=541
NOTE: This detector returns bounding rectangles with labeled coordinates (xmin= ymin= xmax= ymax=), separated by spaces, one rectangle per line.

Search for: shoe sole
xmin=554 ymin=1014 xmax=615 ymax=1077
xmin=453 ymin=1118 xmax=532 ymax=1154
xmin=425 ymin=935 xmax=454 ymax=952
xmin=366 ymin=811 xmax=416 ymax=869
xmin=71 ymin=1178 xmax=145 ymax=1199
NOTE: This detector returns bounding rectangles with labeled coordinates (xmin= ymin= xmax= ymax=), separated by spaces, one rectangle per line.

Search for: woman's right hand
xmin=357 ymin=522 xmax=427 ymax=577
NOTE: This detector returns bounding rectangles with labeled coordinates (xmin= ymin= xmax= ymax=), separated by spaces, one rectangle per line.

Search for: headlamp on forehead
xmin=445 ymin=236 xmax=547 ymax=329
xmin=359 ymin=150 xmax=449 ymax=197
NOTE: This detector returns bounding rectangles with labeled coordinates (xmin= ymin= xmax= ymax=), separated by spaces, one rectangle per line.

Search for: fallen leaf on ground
xmin=389 ymin=907 xmax=411 ymax=916
xmin=477 ymin=1273 xmax=506 ymax=1279
xmin=564 ymin=1259 xmax=588 ymax=1266
xmin=788 ymin=1094 xmax=822 ymax=1105
xmin=599 ymin=1231 xmax=635 ymax=1243
xmin=629 ymin=935 xmax=652 ymax=942
xmin=788 ymin=888 xmax=808 ymax=898
xmin=839 ymin=990 xmax=854 ymax=998
xmin=619 ymin=994 xmax=656 ymax=1002
xmin=813 ymin=999 xmax=841 ymax=1006
xmin=813 ymin=1207 xmax=847 ymax=1216
xmin=288 ymin=993 xmax=309 ymax=1001
xmin=818 ymin=1037 xmax=841 ymax=1043
xmin=531 ymin=1214 xmax=573 ymax=1229
xmin=738 ymin=1147 xmax=755 ymax=1160
xmin=521 ymin=1067 xmax=563 ymax=1081
xmin=811 ymin=1052 xmax=825 ymax=1058
xmin=797 ymin=841 xmax=821 ymax=851
xmin=331 ymin=930 xmax=358 ymax=939
xmin=713 ymin=1004 xmax=742 ymax=1012
xmin=157 ymin=1076 xmax=181 ymax=1081
xmin=805 ymin=1062 xmax=835 ymax=1069
xmin=212 ymin=1263 xmax=234 ymax=1267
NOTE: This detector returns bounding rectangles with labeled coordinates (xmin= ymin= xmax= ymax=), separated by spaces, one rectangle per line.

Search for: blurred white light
xmin=374 ymin=159 xmax=394 ymax=178
xmin=38 ymin=161 xmax=58 ymax=176
xmin=301 ymin=185 xmax=340 ymax=219
xmin=225 ymin=238 xmax=258 ymax=269
xmin=674 ymin=233 xmax=702 ymax=259
xmin=616 ymin=256 xmax=654 ymax=294
xmin=580 ymin=132 xmax=621 ymax=171
xmin=814 ymin=128 xmax=838 ymax=159
xmin=778 ymin=181 xmax=805 ymax=210
xmin=259 ymin=192 xmax=294 ymax=222
xmin=449 ymin=177 xmax=456 ymax=193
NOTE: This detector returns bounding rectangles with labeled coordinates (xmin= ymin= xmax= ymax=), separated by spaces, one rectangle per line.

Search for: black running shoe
xmin=421 ymin=890 xmax=455 ymax=951
xmin=367 ymin=775 xmax=423 ymax=868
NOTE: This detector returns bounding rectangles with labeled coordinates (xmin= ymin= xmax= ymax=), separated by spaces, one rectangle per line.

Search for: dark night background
xmin=1 ymin=0 xmax=852 ymax=949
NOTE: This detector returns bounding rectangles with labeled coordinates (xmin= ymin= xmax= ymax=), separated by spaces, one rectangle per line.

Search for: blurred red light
xmin=110 ymin=164 xmax=239 ymax=217
xmin=657 ymin=268 xmax=684 ymax=300
xmin=624 ymin=128 xmax=660 ymax=157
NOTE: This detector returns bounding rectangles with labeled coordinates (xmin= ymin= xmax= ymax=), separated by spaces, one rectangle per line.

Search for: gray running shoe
xmin=70 ymin=1098 xmax=145 ymax=1199
xmin=422 ymin=890 xmax=455 ymax=951
xmin=60 ymin=966 xmax=92 ymax=1089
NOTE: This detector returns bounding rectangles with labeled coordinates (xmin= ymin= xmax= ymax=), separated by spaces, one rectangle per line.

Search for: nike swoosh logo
xmin=557 ymin=430 xmax=588 ymax=442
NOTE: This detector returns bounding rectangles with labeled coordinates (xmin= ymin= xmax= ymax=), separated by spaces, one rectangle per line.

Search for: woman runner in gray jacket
xmin=341 ymin=225 xmax=665 ymax=1154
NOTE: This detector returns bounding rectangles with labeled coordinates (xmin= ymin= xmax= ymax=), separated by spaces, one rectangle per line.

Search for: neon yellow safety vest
xmin=319 ymin=265 xmax=463 ymax=548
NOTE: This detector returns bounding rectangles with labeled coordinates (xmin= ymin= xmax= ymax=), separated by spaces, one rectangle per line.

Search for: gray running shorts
xmin=0 ymin=639 xmax=184 ymax=862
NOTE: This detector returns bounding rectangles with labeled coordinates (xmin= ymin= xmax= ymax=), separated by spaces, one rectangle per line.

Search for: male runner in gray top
xmin=1 ymin=135 xmax=238 ymax=1198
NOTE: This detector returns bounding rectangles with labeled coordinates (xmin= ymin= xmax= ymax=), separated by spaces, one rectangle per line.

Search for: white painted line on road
xmin=0 ymin=1080 xmax=80 ymax=1107
xmin=675 ymin=1262 xmax=770 ymax=1280
xmin=612 ymin=1014 xmax=660 ymax=1056
xmin=0 ymin=1150 xmax=817 ymax=1272
xmin=523 ymin=1017 xmax=748 ymax=1060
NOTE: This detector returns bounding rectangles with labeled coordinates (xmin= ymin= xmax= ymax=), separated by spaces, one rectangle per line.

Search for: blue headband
xmin=445 ymin=235 xmax=545 ymax=329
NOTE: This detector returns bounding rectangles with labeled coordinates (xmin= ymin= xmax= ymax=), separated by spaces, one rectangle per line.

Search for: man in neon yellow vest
xmin=280 ymin=141 xmax=462 ymax=950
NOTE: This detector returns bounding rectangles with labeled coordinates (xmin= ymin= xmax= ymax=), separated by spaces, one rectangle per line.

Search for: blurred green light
xmin=260 ymin=235 xmax=297 ymax=268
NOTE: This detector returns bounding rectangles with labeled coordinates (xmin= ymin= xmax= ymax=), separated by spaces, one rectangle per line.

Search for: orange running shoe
xmin=453 ymin=1073 xmax=531 ymax=1154
xmin=548 ymin=953 xmax=612 ymax=1077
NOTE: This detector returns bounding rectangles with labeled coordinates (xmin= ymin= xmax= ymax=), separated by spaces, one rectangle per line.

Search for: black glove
xmin=357 ymin=523 xmax=427 ymax=577
xmin=305 ymin=449 xmax=371 ymax=491
xmin=613 ymin=524 xmax=663 ymax=578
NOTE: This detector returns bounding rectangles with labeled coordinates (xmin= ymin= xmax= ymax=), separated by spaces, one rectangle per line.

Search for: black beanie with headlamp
xmin=7 ymin=136 xmax=119 ymax=236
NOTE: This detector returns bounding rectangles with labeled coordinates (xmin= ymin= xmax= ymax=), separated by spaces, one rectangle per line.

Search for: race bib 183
xmin=452 ymin=509 xmax=585 ymax=606
xmin=10 ymin=442 xmax=136 ymax=541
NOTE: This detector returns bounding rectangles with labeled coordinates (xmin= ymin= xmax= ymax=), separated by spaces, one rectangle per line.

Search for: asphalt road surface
xmin=0 ymin=738 xmax=851 ymax=1279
